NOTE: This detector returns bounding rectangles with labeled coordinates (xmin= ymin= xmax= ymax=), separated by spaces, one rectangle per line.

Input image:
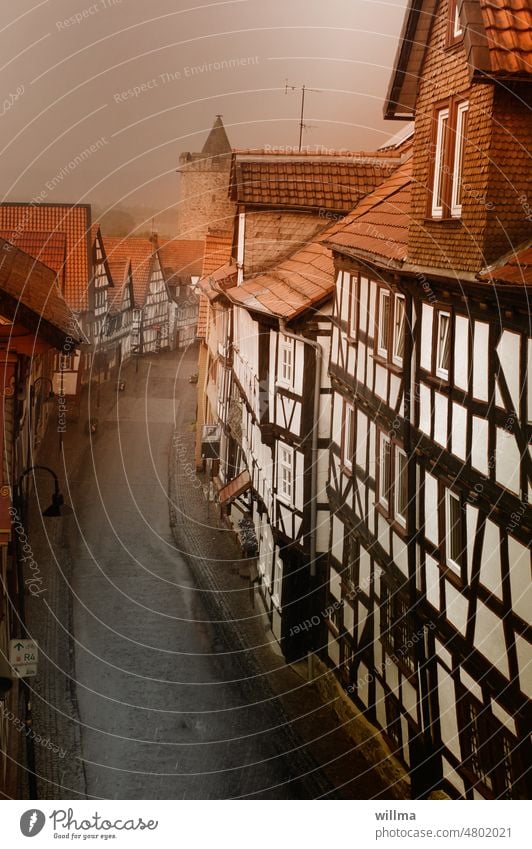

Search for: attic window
xmin=447 ymin=0 xmax=464 ymax=46
xmin=430 ymin=99 xmax=469 ymax=219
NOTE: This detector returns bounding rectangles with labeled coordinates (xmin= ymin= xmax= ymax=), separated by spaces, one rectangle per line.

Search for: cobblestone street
xmin=22 ymin=346 xmax=398 ymax=800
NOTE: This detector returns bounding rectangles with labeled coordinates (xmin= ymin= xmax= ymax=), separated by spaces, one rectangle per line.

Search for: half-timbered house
xmin=0 ymin=206 xmax=115 ymax=404
xmin=103 ymin=236 xmax=172 ymax=355
xmin=159 ymin=239 xmax=204 ymax=349
xmin=223 ymin=237 xmax=337 ymax=659
xmin=323 ymin=0 xmax=531 ymax=800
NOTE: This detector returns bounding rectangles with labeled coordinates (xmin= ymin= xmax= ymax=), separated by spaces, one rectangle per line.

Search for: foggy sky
xmin=0 ymin=0 xmax=409 ymax=229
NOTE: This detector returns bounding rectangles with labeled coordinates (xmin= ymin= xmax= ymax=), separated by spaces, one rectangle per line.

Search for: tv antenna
xmin=285 ymin=80 xmax=321 ymax=151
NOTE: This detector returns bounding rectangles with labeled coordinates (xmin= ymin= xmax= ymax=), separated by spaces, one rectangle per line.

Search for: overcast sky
xmin=0 ymin=0 xmax=409 ymax=226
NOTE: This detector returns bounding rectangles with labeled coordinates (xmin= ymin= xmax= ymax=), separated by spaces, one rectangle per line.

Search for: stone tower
xmin=176 ymin=116 xmax=236 ymax=240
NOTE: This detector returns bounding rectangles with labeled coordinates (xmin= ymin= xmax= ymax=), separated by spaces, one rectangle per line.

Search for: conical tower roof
xmin=201 ymin=115 xmax=231 ymax=156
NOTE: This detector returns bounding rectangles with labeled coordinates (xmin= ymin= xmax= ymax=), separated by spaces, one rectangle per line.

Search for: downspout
xmin=278 ymin=320 xmax=321 ymax=578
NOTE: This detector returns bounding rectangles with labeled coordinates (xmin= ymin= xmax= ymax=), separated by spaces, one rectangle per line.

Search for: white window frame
xmin=278 ymin=335 xmax=294 ymax=388
xmin=342 ymin=401 xmax=355 ymax=471
xmin=431 ymin=107 xmax=449 ymax=219
xmin=453 ymin=2 xmax=463 ymax=37
xmin=445 ymin=489 xmax=462 ymax=575
xmin=378 ymin=432 xmax=391 ymax=509
xmin=451 ymin=101 xmax=469 ymax=218
xmin=392 ymin=294 xmax=406 ymax=366
xmin=394 ymin=447 xmax=408 ymax=527
xmin=436 ymin=311 xmax=451 ymax=379
xmin=278 ymin=443 xmax=294 ymax=504
xmin=377 ymin=288 xmax=391 ymax=359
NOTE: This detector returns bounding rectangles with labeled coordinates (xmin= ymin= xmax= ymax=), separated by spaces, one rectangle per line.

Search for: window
xmin=395 ymin=447 xmax=408 ymax=526
xmin=392 ymin=294 xmax=406 ymax=365
xmin=279 ymin=336 xmax=294 ymax=387
xmin=458 ymin=696 xmax=524 ymax=799
xmin=430 ymin=99 xmax=469 ymax=219
xmin=376 ymin=288 xmax=405 ymax=367
xmin=451 ymin=101 xmax=469 ymax=217
xmin=378 ymin=433 xmax=392 ymax=508
xmin=349 ymin=273 xmax=359 ymax=338
xmin=448 ymin=0 xmax=464 ymax=46
xmin=380 ymin=583 xmax=416 ymax=673
xmin=377 ymin=289 xmax=391 ymax=358
xmin=436 ymin=311 xmax=451 ymax=378
xmin=272 ymin=549 xmax=283 ymax=607
xmin=278 ymin=444 xmax=294 ymax=502
xmin=342 ymin=401 xmax=355 ymax=470
xmin=445 ymin=489 xmax=463 ymax=574
xmin=432 ymin=108 xmax=449 ymax=218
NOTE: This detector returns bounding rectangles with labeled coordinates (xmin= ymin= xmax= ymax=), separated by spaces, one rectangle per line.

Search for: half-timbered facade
xmin=222 ymin=238 xmax=338 ymax=660
xmin=324 ymin=0 xmax=531 ymax=800
xmin=103 ymin=236 xmax=172 ymax=356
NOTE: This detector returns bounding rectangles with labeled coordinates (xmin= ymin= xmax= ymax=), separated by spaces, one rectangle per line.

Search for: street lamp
xmin=17 ymin=466 xmax=72 ymax=519
xmin=29 ymin=377 xmax=54 ymax=405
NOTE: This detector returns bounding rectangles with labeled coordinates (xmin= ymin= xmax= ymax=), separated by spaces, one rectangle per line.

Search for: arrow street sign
xmin=9 ymin=639 xmax=38 ymax=678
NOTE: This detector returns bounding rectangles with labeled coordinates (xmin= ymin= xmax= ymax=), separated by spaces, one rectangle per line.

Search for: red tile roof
xmin=202 ymin=231 xmax=233 ymax=276
xmin=225 ymin=239 xmax=334 ymax=321
xmin=0 ymin=204 xmax=92 ymax=311
xmin=197 ymin=231 xmax=234 ymax=337
xmin=106 ymin=257 xmax=132 ymax=308
xmin=230 ymin=158 xmax=400 ymax=212
xmin=385 ymin=0 xmax=532 ymax=118
xmin=478 ymin=239 xmax=532 ymax=284
xmin=325 ymin=158 xmax=413 ymax=264
xmin=0 ymin=231 xmax=66 ymax=279
xmin=159 ymin=239 xmax=205 ymax=281
xmin=479 ymin=0 xmax=532 ymax=76
xmin=103 ymin=236 xmax=158 ymax=306
xmin=0 ymin=237 xmax=82 ymax=346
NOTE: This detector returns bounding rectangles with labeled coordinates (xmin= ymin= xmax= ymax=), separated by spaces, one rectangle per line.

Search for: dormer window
xmin=447 ymin=0 xmax=464 ymax=47
xmin=430 ymin=99 xmax=469 ymax=219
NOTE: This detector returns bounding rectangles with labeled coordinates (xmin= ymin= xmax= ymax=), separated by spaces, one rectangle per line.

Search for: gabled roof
xmin=0 ymin=231 xmax=67 ymax=280
xmin=324 ymin=158 xmax=413 ymax=266
xmin=478 ymin=239 xmax=532 ymax=285
xmin=159 ymin=239 xmax=204 ymax=287
xmin=225 ymin=238 xmax=334 ymax=320
xmin=0 ymin=203 xmax=92 ymax=311
xmin=103 ymin=236 xmax=158 ymax=307
xmin=230 ymin=155 xmax=400 ymax=212
xmin=106 ymin=257 xmax=133 ymax=309
xmin=0 ymin=237 xmax=83 ymax=347
xmin=385 ymin=0 xmax=532 ymax=119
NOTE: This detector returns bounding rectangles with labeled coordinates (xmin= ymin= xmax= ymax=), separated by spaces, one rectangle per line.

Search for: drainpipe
xmin=278 ymin=321 xmax=322 ymax=579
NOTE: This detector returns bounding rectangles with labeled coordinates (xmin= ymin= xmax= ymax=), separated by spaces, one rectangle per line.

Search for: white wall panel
xmin=474 ymin=600 xmax=510 ymax=678
xmin=472 ymin=320 xmax=489 ymax=401
xmin=424 ymin=471 xmax=439 ymax=545
xmin=495 ymin=427 xmax=521 ymax=494
xmin=479 ymin=520 xmax=502 ymax=599
xmin=434 ymin=391 xmax=447 ymax=446
xmin=420 ymin=303 xmax=433 ymax=371
xmin=451 ymin=402 xmax=467 ymax=460
xmin=454 ymin=314 xmax=469 ymax=391
xmin=419 ymin=382 xmax=431 ymax=435
xmin=496 ymin=330 xmax=521 ymax=413
xmin=508 ymin=536 xmax=532 ymax=622
xmin=471 ymin=416 xmax=489 ymax=475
